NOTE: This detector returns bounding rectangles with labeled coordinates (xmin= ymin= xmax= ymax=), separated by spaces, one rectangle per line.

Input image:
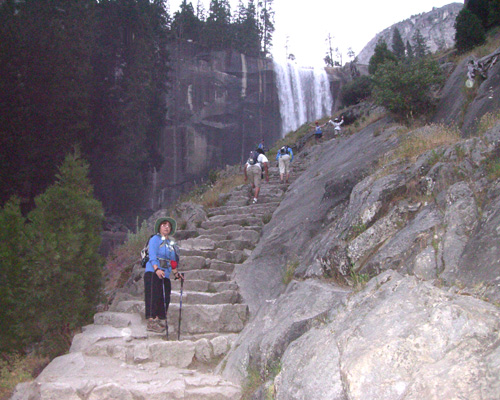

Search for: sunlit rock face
xmin=357 ymin=3 xmax=463 ymax=65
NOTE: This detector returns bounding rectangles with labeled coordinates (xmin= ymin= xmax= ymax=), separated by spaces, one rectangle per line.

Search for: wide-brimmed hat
xmin=154 ymin=217 xmax=177 ymax=235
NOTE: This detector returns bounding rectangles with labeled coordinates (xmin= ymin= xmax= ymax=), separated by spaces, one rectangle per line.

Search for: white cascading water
xmin=273 ymin=60 xmax=333 ymax=137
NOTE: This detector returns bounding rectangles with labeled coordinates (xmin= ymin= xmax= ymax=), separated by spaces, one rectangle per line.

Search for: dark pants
xmin=144 ymin=271 xmax=171 ymax=320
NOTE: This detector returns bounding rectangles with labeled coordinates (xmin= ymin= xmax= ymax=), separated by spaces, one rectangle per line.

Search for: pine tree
xmin=467 ymin=0 xmax=490 ymax=29
xmin=391 ymin=27 xmax=406 ymax=59
xmin=258 ymin=0 xmax=275 ymax=56
xmin=412 ymin=29 xmax=429 ymax=59
xmin=454 ymin=7 xmax=486 ymax=54
xmin=368 ymin=40 xmax=398 ymax=75
xmin=233 ymin=0 xmax=260 ymax=56
xmin=488 ymin=0 xmax=500 ymax=29
xmin=406 ymin=40 xmax=414 ymax=60
xmin=171 ymin=0 xmax=202 ymax=41
xmin=27 ymin=150 xmax=104 ymax=356
xmin=203 ymin=0 xmax=232 ymax=49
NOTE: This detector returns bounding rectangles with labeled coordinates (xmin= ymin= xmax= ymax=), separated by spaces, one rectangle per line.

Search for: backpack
xmin=140 ymin=234 xmax=155 ymax=268
xmin=247 ymin=150 xmax=259 ymax=165
xmin=280 ymin=146 xmax=288 ymax=155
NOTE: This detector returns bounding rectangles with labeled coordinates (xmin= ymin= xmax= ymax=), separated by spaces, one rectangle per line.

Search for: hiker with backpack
xmin=244 ymin=147 xmax=269 ymax=204
xmin=144 ymin=217 xmax=183 ymax=333
xmin=276 ymin=145 xmax=293 ymax=184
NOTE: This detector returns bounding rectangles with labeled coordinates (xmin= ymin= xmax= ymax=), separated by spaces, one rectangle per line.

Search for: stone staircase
xmin=12 ymin=159 xmax=310 ymax=400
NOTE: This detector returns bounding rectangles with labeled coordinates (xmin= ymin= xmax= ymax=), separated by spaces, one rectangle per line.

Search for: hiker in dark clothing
xmin=144 ymin=217 xmax=182 ymax=333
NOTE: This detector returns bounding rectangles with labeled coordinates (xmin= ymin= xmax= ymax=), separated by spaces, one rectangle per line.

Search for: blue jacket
xmin=146 ymin=234 xmax=179 ymax=278
xmin=276 ymin=147 xmax=294 ymax=162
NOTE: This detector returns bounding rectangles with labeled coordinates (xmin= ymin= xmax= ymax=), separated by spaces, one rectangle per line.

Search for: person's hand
xmin=155 ymin=268 xmax=165 ymax=279
xmin=172 ymin=269 xmax=183 ymax=280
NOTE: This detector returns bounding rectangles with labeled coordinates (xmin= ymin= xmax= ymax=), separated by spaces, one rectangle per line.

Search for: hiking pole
xmin=162 ymin=278 xmax=169 ymax=340
xmin=177 ymin=273 xmax=185 ymax=341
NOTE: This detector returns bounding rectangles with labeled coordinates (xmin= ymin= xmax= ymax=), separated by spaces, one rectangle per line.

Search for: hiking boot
xmin=252 ymin=198 xmax=258 ymax=204
xmin=146 ymin=319 xmax=164 ymax=333
xmin=155 ymin=318 xmax=167 ymax=328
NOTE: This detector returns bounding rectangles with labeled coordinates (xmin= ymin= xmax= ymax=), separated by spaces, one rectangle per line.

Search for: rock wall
xmin=356 ymin=3 xmax=463 ymax=65
xmin=146 ymin=40 xmax=282 ymax=210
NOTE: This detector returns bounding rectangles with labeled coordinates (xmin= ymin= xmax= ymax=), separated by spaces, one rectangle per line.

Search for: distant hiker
xmin=276 ymin=145 xmax=293 ymax=184
xmin=144 ymin=217 xmax=182 ymax=333
xmin=328 ymin=115 xmax=344 ymax=135
xmin=310 ymin=121 xmax=326 ymax=143
xmin=244 ymin=148 xmax=269 ymax=204
xmin=257 ymin=138 xmax=266 ymax=151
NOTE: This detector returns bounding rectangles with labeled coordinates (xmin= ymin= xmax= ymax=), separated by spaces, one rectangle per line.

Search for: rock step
xmin=207 ymin=202 xmax=280 ymax=216
xmin=78 ymin=328 xmax=236 ymax=369
xmin=167 ymin=303 xmax=249 ymax=336
xmin=11 ymin=352 xmax=241 ymax=400
xmin=200 ymin=215 xmax=264 ymax=229
xmin=197 ymin=224 xmax=262 ymax=236
xmin=171 ymin=279 xmax=238 ymax=293
xmin=180 ymin=248 xmax=247 ymax=264
xmin=180 ymin=237 xmax=256 ymax=252
xmin=179 ymin=257 xmax=236 ymax=275
xmin=94 ymin=303 xmax=248 ymax=336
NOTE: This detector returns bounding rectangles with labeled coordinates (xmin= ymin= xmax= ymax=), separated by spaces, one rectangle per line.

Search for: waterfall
xmin=274 ymin=60 xmax=333 ymax=137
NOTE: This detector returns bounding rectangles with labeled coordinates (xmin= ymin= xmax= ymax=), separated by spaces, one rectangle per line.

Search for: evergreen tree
xmin=203 ymin=0 xmax=232 ymax=49
xmin=412 ymin=29 xmax=429 ymax=59
xmin=171 ymin=0 xmax=202 ymax=41
xmin=27 ymin=150 xmax=104 ymax=356
xmin=258 ymin=0 xmax=275 ymax=56
xmin=368 ymin=40 xmax=398 ymax=75
xmin=467 ymin=0 xmax=490 ymax=29
xmin=0 ymin=197 xmax=31 ymax=353
xmin=391 ymin=27 xmax=406 ymax=59
xmin=406 ymin=40 xmax=414 ymax=60
xmin=0 ymin=0 xmax=95 ymax=209
xmin=488 ymin=0 xmax=500 ymax=29
xmin=454 ymin=7 xmax=486 ymax=54
xmin=233 ymin=0 xmax=260 ymax=56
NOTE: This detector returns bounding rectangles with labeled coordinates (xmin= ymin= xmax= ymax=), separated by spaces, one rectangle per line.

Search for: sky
xmin=167 ymin=0 xmax=463 ymax=67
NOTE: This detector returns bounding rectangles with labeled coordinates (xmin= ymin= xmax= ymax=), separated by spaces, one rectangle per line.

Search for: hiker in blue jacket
xmin=310 ymin=121 xmax=326 ymax=143
xmin=276 ymin=145 xmax=293 ymax=183
xmin=144 ymin=217 xmax=182 ymax=333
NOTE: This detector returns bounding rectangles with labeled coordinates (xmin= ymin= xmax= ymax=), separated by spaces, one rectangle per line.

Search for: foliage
xmin=0 ymin=353 xmax=49 ymax=400
xmin=0 ymin=0 xmax=169 ymax=218
xmin=411 ymin=29 xmax=429 ymax=59
xmin=258 ymin=0 xmax=275 ymax=56
xmin=371 ymin=58 xmax=444 ymax=121
xmin=341 ymin=75 xmax=373 ymax=107
xmin=455 ymin=8 xmax=486 ymax=54
xmin=476 ymin=110 xmax=500 ymax=135
xmin=27 ymin=150 xmax=104 ymax=357
xmin=233 ymin=0 xmax=261 ymax=56
xmin=368 ymin=40 xmax=397 ymax=75
xmin=282 ymin=259 xmax=299 ymax=285
xmin=171 ymin=0 xmax=203 ymax=41
xmin=391 ymin=27 xmax=406 ymax=59
xmin=467 ymin=0 xmax=491 ymax=29
xmin=0 ymin=197 xmax=30 ymax=354
xmin=393 ymin=124 xmax=461 ymax=163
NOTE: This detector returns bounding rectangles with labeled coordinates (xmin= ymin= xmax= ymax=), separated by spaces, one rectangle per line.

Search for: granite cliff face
xmin=356 ymin=3 xmax=463 ymax=65
xmin=145 ymin=40 xmax=282 ymax=210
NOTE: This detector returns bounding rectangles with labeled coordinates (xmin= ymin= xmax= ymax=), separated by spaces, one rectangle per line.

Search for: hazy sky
xmin=168 ymin=0 xmax=463 ymax=67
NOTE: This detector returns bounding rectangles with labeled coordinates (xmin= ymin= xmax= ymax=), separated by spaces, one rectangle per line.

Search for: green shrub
xmin=372 ymin=58 xmax=444 ymax=122
xmin=341 ymin=75 xmax=372 ymax=107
